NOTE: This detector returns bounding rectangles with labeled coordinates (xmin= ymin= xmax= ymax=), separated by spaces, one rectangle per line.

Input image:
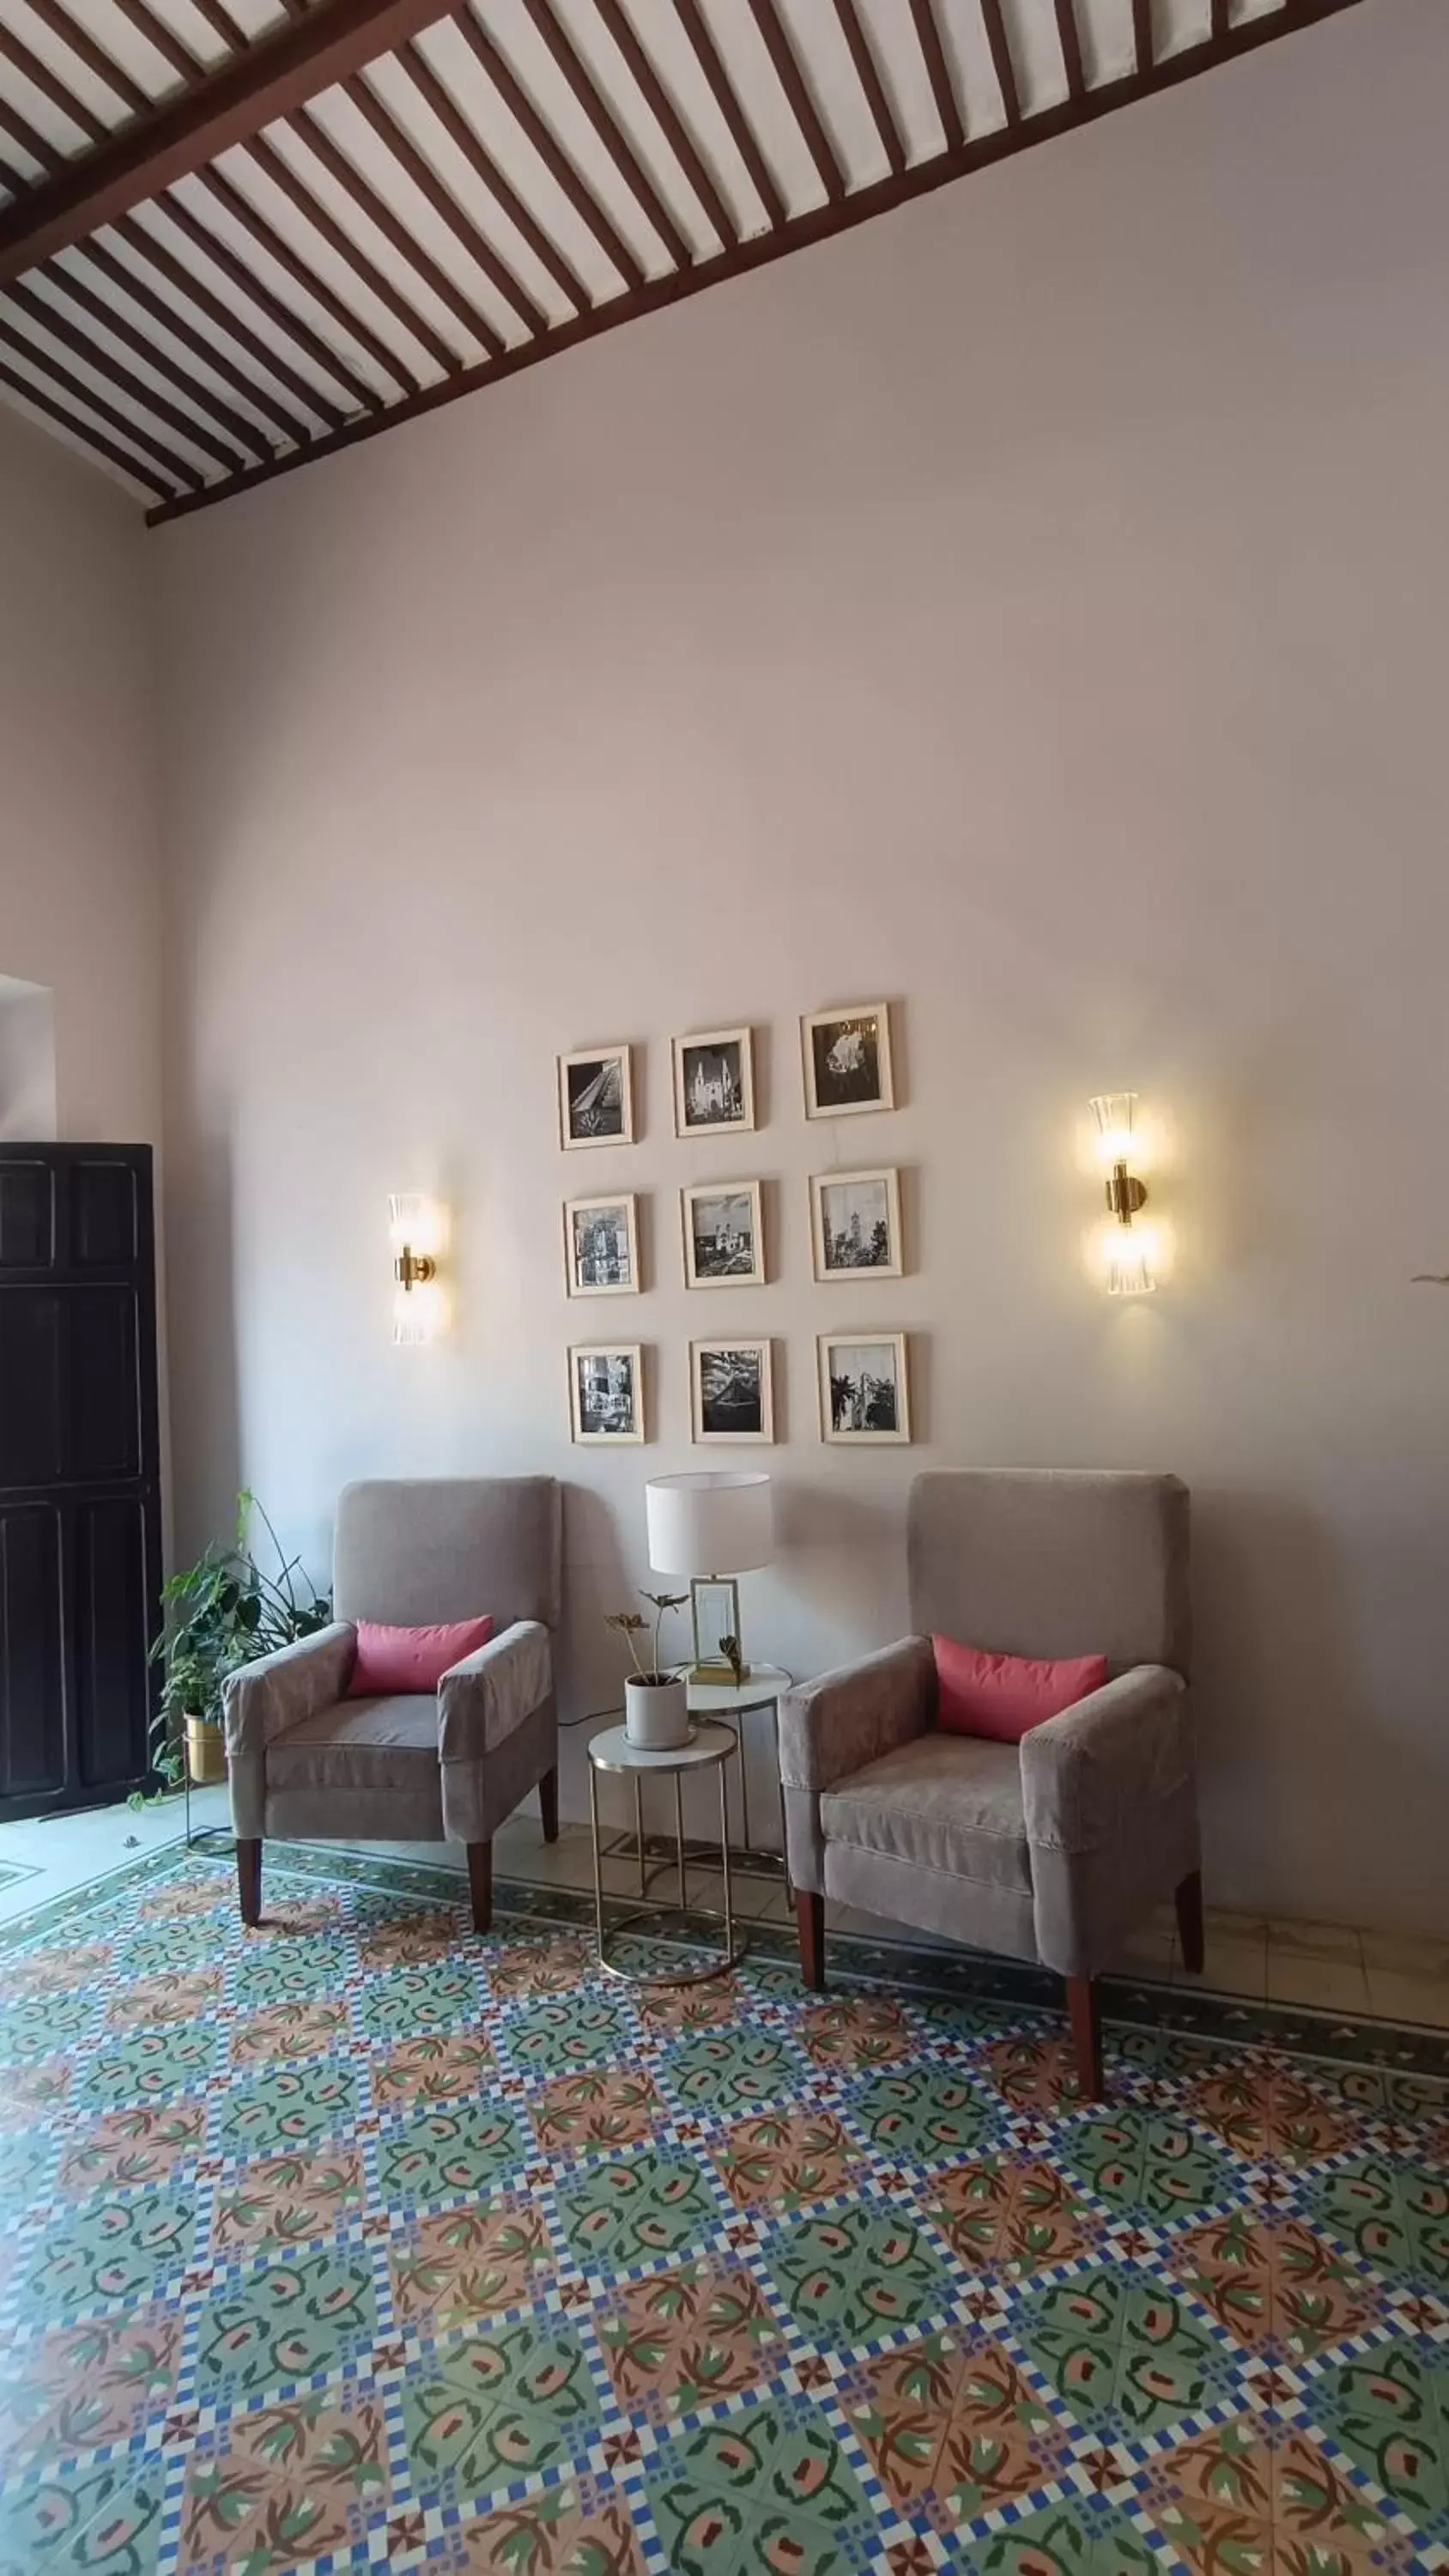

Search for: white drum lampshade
xmin=645 ymin=1472 xmax=773 ymax=1680
xmin=646 ymin=1472 xmax=773 ymax=1577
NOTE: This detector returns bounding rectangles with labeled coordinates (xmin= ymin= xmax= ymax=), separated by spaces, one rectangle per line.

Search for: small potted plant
xmin=151 ymin=1492 xmax=331 ymax=1787
xmin=605 ymin=1590 xmax=690 ymax=1749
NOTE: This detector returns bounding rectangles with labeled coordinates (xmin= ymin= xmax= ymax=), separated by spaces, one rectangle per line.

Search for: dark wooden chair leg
xmin=538 ymin=1767 xmax=559 ymax=1844
xmin=1067 ymin=1974 xmax=1104 ymax=2101
xmin=796 ymin=1890 xmax=825 ymax=1990
xmin=467 ymin=1841 xmax=493 ymax=1935
xmin=237 ymin=1838 xmax=261 ymax=1928
xmin=1175 ymin=1868 xmax=1205 ymax=1974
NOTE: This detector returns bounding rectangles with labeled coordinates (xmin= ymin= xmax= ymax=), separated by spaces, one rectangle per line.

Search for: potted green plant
xmin=605 ymin=1590 xmax=689 ymax=1750
xmin=150 ymin=1492 xmax=331 ymax=1788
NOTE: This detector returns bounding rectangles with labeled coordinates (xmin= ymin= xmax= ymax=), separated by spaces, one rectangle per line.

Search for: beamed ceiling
xmin=0 ymin=0 xmax=1360 ymax=523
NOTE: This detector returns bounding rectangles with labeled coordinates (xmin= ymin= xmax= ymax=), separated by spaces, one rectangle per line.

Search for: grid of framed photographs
xmin=556 ymin=1005 xmax=914 ymax=1446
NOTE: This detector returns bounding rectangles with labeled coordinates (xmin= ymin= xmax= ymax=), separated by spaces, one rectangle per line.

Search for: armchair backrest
xmin=906 ymin=1470 xmax=1190 ymax=1676
xmin=333 ymin=1478 xmax=562 ymax=1632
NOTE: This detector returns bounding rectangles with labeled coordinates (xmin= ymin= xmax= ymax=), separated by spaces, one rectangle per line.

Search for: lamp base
xmin=690 ymin=1658 xmax=752 ymax=1687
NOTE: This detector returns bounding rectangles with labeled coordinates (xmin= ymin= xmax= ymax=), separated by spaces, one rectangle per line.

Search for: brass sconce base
xmin=1106 ymin=1164 xmax=1147 ymax=1222
xmin=394 ymin=1249 xmax=437 ymax=1291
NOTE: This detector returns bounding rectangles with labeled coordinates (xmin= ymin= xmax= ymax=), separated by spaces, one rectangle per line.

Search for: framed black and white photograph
xmin=558 ymin=1044 xmax=635 ymax=1150
xmin=673 ymin=1025 xmax=755 ymax=1136
xmin=569 ymin=1343 xmax=645 ymax=1443
xmin=809 ymin=1167 xmax=903 ymax=1281
xmin=691 ymin=1338 xmax=775 ymax=1444
xmin=818 ymin=1332 xmax=911 ymax=1443
xmin=681 ymin=1180 xmax=766 ymax=1288
xmin=564 ymin=1194 xmax=640 ymax=1297
xmin=802 ymin=1003 xmax=894 ymax=1119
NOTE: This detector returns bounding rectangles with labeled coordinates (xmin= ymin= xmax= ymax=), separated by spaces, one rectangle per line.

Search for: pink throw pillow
xmin=349 ymin=1616 xmax=494 ymax=1697
xmin=933 ymin=1636 xmax=1108 ymax=1742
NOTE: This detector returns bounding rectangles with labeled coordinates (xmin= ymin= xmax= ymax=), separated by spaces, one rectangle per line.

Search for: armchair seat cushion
xmin=268 ymin=1694 xmax=440 ymax=1797
xmin=820 ymin=1734 xmax=1032 ymax=1895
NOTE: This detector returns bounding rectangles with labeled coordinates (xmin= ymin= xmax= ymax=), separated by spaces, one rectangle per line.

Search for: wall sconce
xmin=1088 ymin=1093 xmax=1156 ymax=1297
xmin=388 ymin=1192 xmax=446 ymax=1345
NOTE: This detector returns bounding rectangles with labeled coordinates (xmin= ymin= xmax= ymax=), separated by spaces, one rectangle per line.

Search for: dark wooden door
xmin=0 ymin=1145 xmax=162 ymax=1817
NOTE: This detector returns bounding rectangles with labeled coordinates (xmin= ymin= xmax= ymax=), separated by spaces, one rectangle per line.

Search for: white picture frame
xmin=569 ymin=1343 xmax=645 ymax=1443
xmin=563 ymin=1194 xmax=640 ymax=1297
xmin=681 ymin=1179 xmax=766 ymax=1288
xmin=558 ymin=1044 xmax=635 ymax=1150
xmin=672 ymin=1025 xmax=756 ymax=1137
xmin=817 ymin=1331 xmax=911 ymax=1443
xmin=690 ymin=1338 xmax=775 ymax=1444
xmin=809 ymin=1167 xmax=903 ymax=1281
xmin=801 ymin=1003 xmax=894 ymax=1119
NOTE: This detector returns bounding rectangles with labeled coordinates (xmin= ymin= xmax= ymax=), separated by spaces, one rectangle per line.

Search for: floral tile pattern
xmin=0 ymin=1838 xmax=1446 ymax=2576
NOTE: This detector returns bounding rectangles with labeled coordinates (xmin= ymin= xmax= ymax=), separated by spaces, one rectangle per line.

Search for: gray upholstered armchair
xmin=224 ymin=1477 xmax=561 ymax=1933
xmin=779 ymin=1471 xmax=1201 ymax=2098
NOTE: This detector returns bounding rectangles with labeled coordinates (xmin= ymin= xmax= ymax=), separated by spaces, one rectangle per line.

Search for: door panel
xmin=68 ymin=1290 xmax=141 ymax=1483
xmin=0 ymin=1288 xmax=64 ymax=1486
xmin=0 ymin=1162 xmax=55 ymax=1268
xmin=74 ymin=1497 xmax=152 ymax=1793
xmin=73 ymin=1161 xmax=140 ymax=1267
xmin=0 ymin=1504 xmax=66 ymax=1801
xmin=0 ymin=1145 xmax=159 ymax=1819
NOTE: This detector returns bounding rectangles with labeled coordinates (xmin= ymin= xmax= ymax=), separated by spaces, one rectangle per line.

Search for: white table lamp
xmin=645 ymin=1470 xmax=773 ymax=1682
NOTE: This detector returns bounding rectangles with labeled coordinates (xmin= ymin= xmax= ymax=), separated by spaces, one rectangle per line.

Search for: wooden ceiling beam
xmin=0 ymin=26 xmax=108 ymax=145
xmin=0 ymin=347 xmax=173 ymax=489
xmin=0 ymin=0 xmax=463 ymax=285
xmin=832 ymin=0 xmax=905 ymax=179
xmin=1054 ymin=0 xmax=1086 ymax=100
xmin=43 ymin=252 xmax=269 ymax=452
xmin=397 ymin=39 xmax=589 ymax=313
xmin=105 ymin=0 xmax=204 ymax=82
xmin=0 ymin=99 xmax=64 ymax=175
xmin=333 ymin=73 xmax=524 ymax=338
xmin=451 ymin=4 xmax=643 ymax=289
xmin=150 ymin=0 xmax=1363 ymax=527
xmin=907 ymin=0 xmax=964 ymax=150
xmin=515 ymin=0 xmax=690 ymax=269
xmin=979 ymin=0 xmax=1021 ymax=125
xmin=245 ymin=130 xmax=455 ymax=376
xmin=5 ymin=273 xmax=248 ymax=466
xmin=667 ymin=0 xmax=784 ymax=231
xmin=21 ymin=0 xmax=152 ymax=118
xmin=153 ymin=189 xmax=355 ymax=419
xmin=106 ymin=215 xmax=317 ymax=435
xmin=0 ymin=144 xmax=30 ymax=194
xmin=185 ymin=0 xmax=251 ymax=46
xmin=592 ymin=0 xmax=737 ymax=250
xmin=745 ymin=0 xmax=845 ymax=205
xmin=0 ymin=314 xmax=202 ymax=481
xmin=1132 ymin=0 xmax=1154 ymax=73
xmin=191 ymin=165 xmax=397 ymax=398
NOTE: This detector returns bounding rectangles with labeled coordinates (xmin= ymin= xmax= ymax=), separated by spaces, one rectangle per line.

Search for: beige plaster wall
xmin=157 ymin=0 xmax=1449 ymax=1931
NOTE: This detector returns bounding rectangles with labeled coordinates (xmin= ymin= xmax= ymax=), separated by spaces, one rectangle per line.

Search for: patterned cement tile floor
xmin=1 ymin=1844 xmax=1447 ymax=2576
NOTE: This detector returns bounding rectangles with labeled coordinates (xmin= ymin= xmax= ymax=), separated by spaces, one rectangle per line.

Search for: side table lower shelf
xmin=587 ymin=1719 xmax=747 ymax=1986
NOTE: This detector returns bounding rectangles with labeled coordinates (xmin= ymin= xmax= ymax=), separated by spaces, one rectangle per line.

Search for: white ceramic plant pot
xmin=624 ymin=1674 xmax=691 ymax=1751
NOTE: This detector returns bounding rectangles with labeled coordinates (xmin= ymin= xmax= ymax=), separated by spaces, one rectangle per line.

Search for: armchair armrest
xmin=1019 ymin=1664 xmax=1191 ymax=1856
xmin=223 ymin=1621 xmax=356 ymax=1761
xmin=438 ymin=1620 xmax=552 ymax=1762
xmin=779 ymin=1637 xmax=934 ymax=1795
